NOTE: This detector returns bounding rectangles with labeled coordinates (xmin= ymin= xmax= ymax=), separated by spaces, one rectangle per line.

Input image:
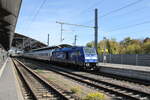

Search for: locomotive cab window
xmin=83 ymin=47 xmax=96 ymax=54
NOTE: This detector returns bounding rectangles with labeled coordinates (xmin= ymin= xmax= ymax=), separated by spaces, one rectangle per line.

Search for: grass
xmin=48 ymin=77 xmax=56 ymax=81
xmin=83 ymin=92 xmax=106 ymax=100
xmin=36 ymin=69 xmax=44 ymax=73
xmin=70 ymin=86 xmax=82 ymax=94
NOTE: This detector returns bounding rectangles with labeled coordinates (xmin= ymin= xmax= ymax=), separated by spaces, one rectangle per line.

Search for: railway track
xmin=16 ymin=58 xmax=150 ymax=100
xmin=12 ymin=58 xmax=75 ymax=100
xmin=19 ymin=57 xmax=150 ymax=86
xmin=88 ymin=70 xmax=150 ymax=86
xmin=41 ymin=65 xmax=150 ymax=100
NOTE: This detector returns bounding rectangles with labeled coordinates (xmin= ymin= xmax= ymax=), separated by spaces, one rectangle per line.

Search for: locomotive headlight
xmin=92 ymin=57 xmax=97 ymax=59
xmin=86 ymin=63 xmax=89 ymax=66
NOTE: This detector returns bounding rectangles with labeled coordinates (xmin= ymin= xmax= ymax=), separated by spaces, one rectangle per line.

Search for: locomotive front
xmin=83 ymin=47 xmax=98 ymax=69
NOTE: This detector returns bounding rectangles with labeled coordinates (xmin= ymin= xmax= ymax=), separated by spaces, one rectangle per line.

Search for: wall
xmin=99 ymin=54 xmax=150 ymax=66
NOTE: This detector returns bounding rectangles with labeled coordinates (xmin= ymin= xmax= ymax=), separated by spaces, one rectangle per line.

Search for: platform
xmin=98 ymin=63 xmax=150 ymax=82
xmin=0 ymin=54 xmax=7 ymax=70
xmin=0 ymin=59 xmax=5 ymax=70
xmin=0 ymin=58 xmax=23 ymax=100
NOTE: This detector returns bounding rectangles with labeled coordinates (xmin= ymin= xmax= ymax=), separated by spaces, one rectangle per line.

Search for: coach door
xmin=66 ymin=52 xmax=69 ymax=60
xmin=75 ymin=51 xmax=80 ymax=65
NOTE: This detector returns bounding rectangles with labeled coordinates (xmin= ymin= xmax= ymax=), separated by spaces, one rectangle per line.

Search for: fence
xmin=99 ymin=54 xmax=150 ymax=66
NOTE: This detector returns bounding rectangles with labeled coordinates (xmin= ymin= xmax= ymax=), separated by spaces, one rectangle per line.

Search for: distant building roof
xmin=12 ymin=33 xmax=47 ymax=51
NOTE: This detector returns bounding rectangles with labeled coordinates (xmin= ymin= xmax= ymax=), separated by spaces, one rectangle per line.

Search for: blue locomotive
xmin=51 ymin=46 xmax=98 ymax=70
xmin=22 ymin=45 xmax=98 ymax=70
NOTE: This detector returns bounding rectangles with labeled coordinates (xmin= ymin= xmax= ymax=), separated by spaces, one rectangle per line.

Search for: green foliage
xmin=120 ymin=37 xmax=132 ymax=46
xmin=106 ymin=39 xmax=120 ymax=54
xmin=98 ymin=40 xmax=105 ymax=54
xmin=122 ymin=39 xmax=142 ymax=54
xmin=83 ymin=92 xmax=106 ymax=100
xmin=86 ymin=41 xmax=94 ymax=48
xmin=125 ymin=44 xmax=141 ymax=54
xmin=36 ymin=69 xmax=43 ymax=73
xmin=143 ymin=41 xmax=150 ymax=54
xmin=86 ymin=37 xmax=150 ymax=54
xmin=70 ymin=86 xmax=82 ymax=94
xmin=96 ymin=39 xmax=120 ymax=54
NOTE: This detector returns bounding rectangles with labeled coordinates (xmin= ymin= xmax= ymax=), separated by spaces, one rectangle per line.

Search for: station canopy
xmin=28 ymin=44 xmax=72 ymax=52
xmin=12 ymin=34 xmax=72 ymax=52
xmin=12 ymin=33 xmax=47 ymax=51
xmin=0 ymin=0 xmax=22 ymax=50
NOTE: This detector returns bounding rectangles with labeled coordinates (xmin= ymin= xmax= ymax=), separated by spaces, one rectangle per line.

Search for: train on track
xmin=21 ymin=44 xmax=99 ymax=70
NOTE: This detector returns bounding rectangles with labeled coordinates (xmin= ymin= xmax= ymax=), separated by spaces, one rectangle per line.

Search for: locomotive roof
xmin=54 ymin=46 xmax=84 ymax=51
xmin=54 ymin=46 xmax=96 ymax=51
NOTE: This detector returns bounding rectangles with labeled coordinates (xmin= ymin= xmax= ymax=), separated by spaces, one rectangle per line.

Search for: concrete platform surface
xmin=98 ymin=63 xmax=150 ymax=81
xmin=98 ymin=63 xmax=150 ymax=72
xmin=0 ymin=57 xmax=7 ymax=70
xmin=0 ymin=58 xmax=23 ymax=100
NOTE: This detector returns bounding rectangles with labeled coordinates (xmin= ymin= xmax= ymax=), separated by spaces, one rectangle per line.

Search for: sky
xmin=16 ymin=0 xmax=150 ymax=46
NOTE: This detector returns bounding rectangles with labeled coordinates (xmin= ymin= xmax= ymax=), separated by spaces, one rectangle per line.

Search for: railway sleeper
xmin=46 ymin=66 xmax=150 ymax=100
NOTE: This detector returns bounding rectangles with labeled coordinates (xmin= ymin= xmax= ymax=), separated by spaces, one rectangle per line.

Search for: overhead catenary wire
xmin=110 ymin=13 xmax=150 ymax=30
xmin=70 ymin=0 xmax=104 ymax=25
xmin=100 ymin=0 xmax=143 ymax=18
xmin=83 ymin=0 xmax=143 ymax=25
xmin=116 ymin=6 xmax=146 ymax=17
xmin=31 ymin=0 xmax=48 ymax=22
xmin=93 ymin=0 xmax=146 ymax=33
xmin=26 ymin=0 xmax=48 ymax=33
xmin=21 ymin=0 xmax=146 ymax=42
xmin=70 ymin=1 xmax=146 ymax=40
xmin=76 ymin=0 xmax=104 ymax=16
xmin=108 ymin=20 xmax=150 ymax=32
xmin=56 ymin=21 xmax=94 ymax=28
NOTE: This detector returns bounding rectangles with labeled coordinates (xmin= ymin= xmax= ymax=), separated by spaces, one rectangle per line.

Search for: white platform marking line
xmin=0 ymin=58 xmax=8 ymax=78
xmin=11 ymin=59 xmax=24 ymax=100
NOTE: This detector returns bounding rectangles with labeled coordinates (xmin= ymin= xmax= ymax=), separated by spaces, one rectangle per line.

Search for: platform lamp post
xmin=103 ymin=37 xmax=107 ymax=63
xmin=47 ymin=34 xmax=50 ymax=46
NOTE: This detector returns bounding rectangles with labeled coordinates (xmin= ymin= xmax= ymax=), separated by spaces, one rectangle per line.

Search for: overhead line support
xmin=56 ymin=8 xmax=98 ymax=50
xmin=94 ymin=8 xmax=98 ymax=52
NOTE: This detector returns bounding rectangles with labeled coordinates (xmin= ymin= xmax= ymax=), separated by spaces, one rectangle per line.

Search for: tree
xmin=120 ymin=37 xmax=132 ymax=46
xmin=125 ymin=44 xmax=141 ymax=54
xmin=106 ymin=39 xmax=120 ymax=54
xmin=120 ymin=37 xmax=142 ymax=54
xmin=98 ymin=40 xmax=105 ymax=54
xmin=86 ymin=37 xmax=150 ymax=55
xmin=86 ymin=41 xmax=94 ymax=48
xmin=97 ymin=39 xmax=121 ymax=54
xmin=143 ymin=41 xmax=150 ymax=54
xmin=143 ymin=37 xmax=150 ymax=43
